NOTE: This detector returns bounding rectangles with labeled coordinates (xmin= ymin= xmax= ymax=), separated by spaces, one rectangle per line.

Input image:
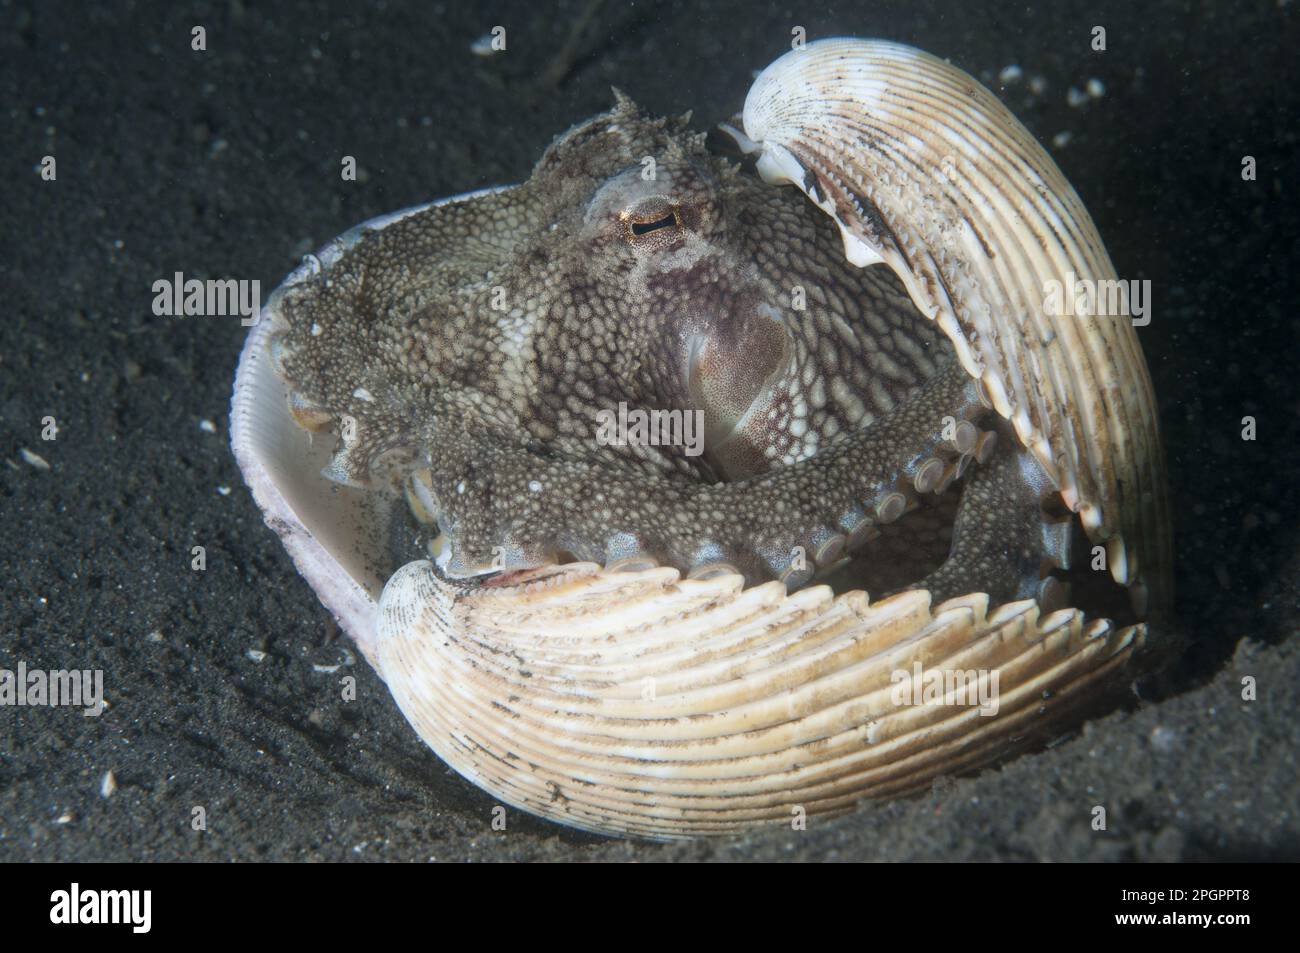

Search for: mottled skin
xmin=273 ymin=95 xmax=1063 ymax=602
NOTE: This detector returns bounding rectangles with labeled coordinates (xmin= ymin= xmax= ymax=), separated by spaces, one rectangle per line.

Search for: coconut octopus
xmin=233 ymin=39 xmax=1171 ymax=839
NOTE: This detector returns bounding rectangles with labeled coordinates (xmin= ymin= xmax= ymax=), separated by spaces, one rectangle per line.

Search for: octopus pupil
xmin=631 ymin=212 xmax=678 ymax=236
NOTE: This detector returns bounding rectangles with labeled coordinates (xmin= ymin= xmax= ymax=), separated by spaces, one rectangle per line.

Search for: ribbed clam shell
xmin=742 ymin=38 xmax=1170 ymax=608
xmin=378 ymin=559 xmax=1144 ymax=840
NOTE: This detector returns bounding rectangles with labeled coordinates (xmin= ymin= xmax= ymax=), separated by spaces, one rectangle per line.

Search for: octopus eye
xmin=629 ymin=209 xmax=680 ymax=236
xmin=620 ymin=200 xmax=683 ymax=243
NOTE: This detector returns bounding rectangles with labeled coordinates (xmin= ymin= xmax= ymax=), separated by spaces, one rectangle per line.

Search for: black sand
xmin=2 ymin=0 xmax=1297 ymax=861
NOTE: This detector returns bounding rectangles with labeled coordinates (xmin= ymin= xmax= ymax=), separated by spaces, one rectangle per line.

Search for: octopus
xmin=269 ymin=94 xmax=1081 ymax=613
xmin=234 ymin=38 xmax=1169 ymax=839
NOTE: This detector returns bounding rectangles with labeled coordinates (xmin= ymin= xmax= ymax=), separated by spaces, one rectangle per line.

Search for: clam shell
xmin=232 ymin=40 xmax=1171 ymax=841
xmin=742 ymin=38 xmax=1170 ymax=607
xmin=378 ymin=559 xmax=1143 ymax=840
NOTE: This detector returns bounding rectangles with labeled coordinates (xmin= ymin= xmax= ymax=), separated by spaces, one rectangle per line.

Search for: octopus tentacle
xmin=412 ymin=358 xmax=991 ymax=589
xmin=914 ymin=420 xmax=1073 ymax=607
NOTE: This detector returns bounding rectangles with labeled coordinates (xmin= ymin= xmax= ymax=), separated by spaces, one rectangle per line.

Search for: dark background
xmin=2 ymin=0 xmax=1297 ymax=860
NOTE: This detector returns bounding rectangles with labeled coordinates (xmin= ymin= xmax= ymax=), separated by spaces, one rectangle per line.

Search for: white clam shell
xmin=378 ymin=559 xmax=1143 ymax=840
xmin=231 ymin=41 xmax=1170 ymax=840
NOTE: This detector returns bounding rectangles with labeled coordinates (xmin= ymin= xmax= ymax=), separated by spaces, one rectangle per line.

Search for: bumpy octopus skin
xmin=270 ymin=95 xmax=1068 ymax=606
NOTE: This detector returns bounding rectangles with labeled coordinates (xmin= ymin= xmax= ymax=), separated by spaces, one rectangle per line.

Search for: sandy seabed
xmin=2 ymin=0 xmax=1297 ymax=861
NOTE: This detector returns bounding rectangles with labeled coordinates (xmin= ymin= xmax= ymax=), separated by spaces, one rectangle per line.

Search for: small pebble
xmin=100 ymin=770 xmax=117 ymax=799
xmin=20 ymin=448 xmax=51 ymax=470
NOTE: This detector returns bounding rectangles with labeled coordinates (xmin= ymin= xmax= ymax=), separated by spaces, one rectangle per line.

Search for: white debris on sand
xmin=20 ymin=448 xmax=51 ymax=470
